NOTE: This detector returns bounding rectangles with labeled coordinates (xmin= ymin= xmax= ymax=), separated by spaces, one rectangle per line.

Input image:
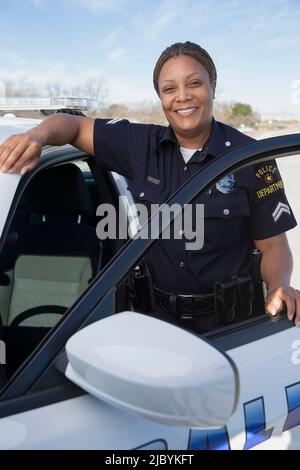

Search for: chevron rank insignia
xmin=272 ymin=202 xmax=291 ymax=222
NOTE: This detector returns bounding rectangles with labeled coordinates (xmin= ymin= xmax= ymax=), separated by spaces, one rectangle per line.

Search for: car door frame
xmin=0 ymin=133 xmax=300 ymax=419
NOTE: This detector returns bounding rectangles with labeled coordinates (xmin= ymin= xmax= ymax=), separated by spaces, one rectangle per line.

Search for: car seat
xmin=4 ymin=163 xmax=102 ymax=375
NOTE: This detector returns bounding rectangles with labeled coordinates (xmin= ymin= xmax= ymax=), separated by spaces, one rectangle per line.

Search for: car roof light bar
xmin=0 ymin=97 xmax=95 ymax=112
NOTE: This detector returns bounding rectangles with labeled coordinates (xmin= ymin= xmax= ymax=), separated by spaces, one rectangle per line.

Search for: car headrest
xmin=25 ymin=163 xmax=93 ymax=216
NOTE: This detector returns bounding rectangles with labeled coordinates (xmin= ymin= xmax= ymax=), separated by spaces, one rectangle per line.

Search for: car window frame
xmin=1 ymin=134 xmax=300 ymax=406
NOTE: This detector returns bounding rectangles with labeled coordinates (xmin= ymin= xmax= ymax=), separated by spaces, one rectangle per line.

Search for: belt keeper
xmin=169 ymin=294 xmax=177 ymax=314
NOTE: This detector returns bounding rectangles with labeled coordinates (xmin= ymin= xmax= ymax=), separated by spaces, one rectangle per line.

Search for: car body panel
xmin=0 ymin=117 xmax=42 ymax=143
xmin=226 ymin=327 xmax=300 ymax=450
xmin=0 ymin=395 xmax=189 ymax=450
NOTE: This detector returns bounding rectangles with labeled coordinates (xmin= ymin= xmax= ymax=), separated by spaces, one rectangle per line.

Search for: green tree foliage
xmin=230 ymin=102 xmax=253 ymax=118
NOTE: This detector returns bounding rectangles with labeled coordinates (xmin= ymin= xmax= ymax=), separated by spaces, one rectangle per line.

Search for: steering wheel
xmin=9 ymin=305 xmax=68 ymax=327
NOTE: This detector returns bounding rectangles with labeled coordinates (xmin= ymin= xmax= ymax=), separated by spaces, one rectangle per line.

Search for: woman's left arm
xmin=255 ymin=233 xmax=300 ymax=326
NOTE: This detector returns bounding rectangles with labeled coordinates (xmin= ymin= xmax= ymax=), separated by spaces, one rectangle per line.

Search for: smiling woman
xmin=157 ymin=55 xmax=214 ymax=148
xmin=153 ymin=42 xmax=216 ymax=148
xmin=0 ymin=41 xmax=299 ymax=333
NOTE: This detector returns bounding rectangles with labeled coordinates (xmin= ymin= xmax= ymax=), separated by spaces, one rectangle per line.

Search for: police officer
xmin=0 ymin=41 xmax=299 ymax=332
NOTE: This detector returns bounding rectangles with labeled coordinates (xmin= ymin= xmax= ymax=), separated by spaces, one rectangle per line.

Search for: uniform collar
xmin=158 ymin=125 xmax=178 ymax=146
xmin=158 ymin=118 xmax=228 ymax=158
xmin=207 ymin=118 xmax=229 ymax=157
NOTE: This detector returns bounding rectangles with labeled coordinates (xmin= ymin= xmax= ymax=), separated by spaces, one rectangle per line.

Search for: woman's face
xmin=158 ymin=54 xmax=214 ymax=141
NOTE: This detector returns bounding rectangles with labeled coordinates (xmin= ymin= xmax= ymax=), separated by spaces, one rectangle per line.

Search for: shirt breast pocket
xmin=127 ymin=181 xmax=170 ymax=227
xmin=203 ymin=189 xmax=250 ymax=251
xmin=127 ymin=181 xmax=169 ymax=204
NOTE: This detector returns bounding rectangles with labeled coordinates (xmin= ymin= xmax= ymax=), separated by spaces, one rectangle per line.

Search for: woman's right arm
xmin=0 ymin=113 xmax=95 ymax=174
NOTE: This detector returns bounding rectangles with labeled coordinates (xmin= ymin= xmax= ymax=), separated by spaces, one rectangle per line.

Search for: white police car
xmin=0 ymin=100 xmax=300 ymax=450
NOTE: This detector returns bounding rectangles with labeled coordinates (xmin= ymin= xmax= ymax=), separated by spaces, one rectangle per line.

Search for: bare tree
xmin=46 ymin=78 xmax=107 ymax=110
xmin=96 ymin=100 xmax=167 ymax=124
xmin=0 ymin=79 xmax=41 ymax=117
xmin=82 ymin=78 xmax=107 ymax=107
xmin=3 ymin=79 xmax=39 ymax=97
xmin=46 ymin=81 xmax=66 ymax=98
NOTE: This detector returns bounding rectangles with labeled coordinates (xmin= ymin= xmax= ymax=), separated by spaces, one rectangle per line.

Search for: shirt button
xmin=179 ymin=261 xmax=185 ymax=268
xmin=139 ymin=192 xmax=144 ymax=198
xmin=223 ymin=209 xmax=230 ymax=215
xmin=225 ymin=141 xmax=231 ymax=147
xmin=179 ymin=229 xmax=184 ymax=236
xmin=184 ymin=166 xmax=188 ymax=172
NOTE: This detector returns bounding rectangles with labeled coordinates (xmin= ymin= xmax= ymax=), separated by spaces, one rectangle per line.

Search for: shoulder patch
xmin=256 ymin=180 xmax=284 ymax=199
xmin=254 ymin=163 xmax=285 ymax=199
xmin=255 ymin=164 xmax=279 ymax=184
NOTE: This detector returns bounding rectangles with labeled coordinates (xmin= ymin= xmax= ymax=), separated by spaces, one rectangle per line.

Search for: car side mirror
xmin=65 ymin=312 xmax=239 ymax=428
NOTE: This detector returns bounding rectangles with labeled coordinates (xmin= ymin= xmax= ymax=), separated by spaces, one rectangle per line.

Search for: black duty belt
xmin=153 ymin=286 xmax=215 ymax=320
xmin=129 ymin=258 xmax=258 ymax=324
xmin=154 ymin=276 xmax=255 ymax=323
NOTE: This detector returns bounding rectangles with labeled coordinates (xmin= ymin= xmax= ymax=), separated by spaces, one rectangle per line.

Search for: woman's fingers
xmin=0 ymin=133 xmax=42 ymax=173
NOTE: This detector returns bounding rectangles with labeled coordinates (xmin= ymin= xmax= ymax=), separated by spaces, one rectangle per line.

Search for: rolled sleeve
xmin=93 ymin=118 xmax=151 ymax=180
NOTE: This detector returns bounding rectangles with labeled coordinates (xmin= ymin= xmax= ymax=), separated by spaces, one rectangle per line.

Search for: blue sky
xmin=0 ymin=0 xmax=300 ymax=117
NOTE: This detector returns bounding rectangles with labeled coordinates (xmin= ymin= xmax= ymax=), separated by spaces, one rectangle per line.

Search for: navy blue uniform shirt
xmin=93 ymin=118 xmax=297 ymax=294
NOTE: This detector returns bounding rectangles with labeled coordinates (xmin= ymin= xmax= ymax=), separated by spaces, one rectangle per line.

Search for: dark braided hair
xmin=153 ymin=41 xmax=217 ymax=96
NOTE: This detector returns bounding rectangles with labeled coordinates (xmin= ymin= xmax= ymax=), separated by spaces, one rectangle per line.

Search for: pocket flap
xmin=127 ymin=181 xmax=168 ymax=204
xmin=204 ymin=189 xmax=250 ymax=219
